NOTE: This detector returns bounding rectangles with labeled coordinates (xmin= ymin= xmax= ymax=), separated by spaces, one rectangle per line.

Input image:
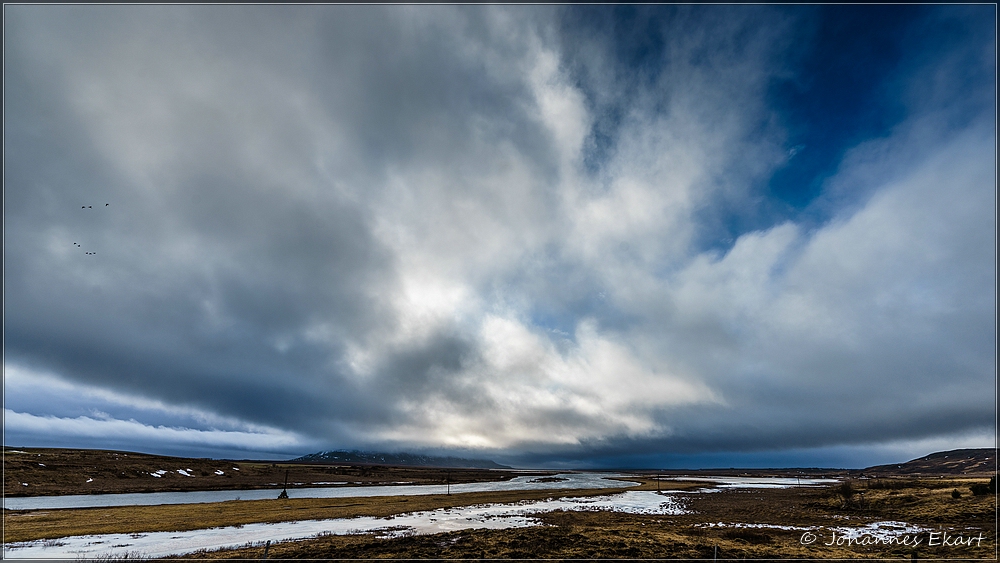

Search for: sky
xmin=3 ymin=5 xmax=996 ymax=469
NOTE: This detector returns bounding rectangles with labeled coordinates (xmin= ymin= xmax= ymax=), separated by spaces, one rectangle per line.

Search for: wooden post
xmin=263 ymin=540 xmax=270 ymax=560
xmin=277 ymin=469 xmax=289 ymax=499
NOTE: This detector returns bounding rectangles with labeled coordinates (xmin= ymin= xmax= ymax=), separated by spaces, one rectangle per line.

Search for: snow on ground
xmin=696 ymin=520 xmax=938 ymax=540
xmin=829 ymin=521 xmax=934 ymax=541
xmin=699 ymin=522 xmax=814 ymax=531
xmin=176 ymin=469 xmax=194 ymax=477
xmin=215 ymin=470 xmax=225 ymax=475
xmin=661 ymin=476 xmax=839 ymax=489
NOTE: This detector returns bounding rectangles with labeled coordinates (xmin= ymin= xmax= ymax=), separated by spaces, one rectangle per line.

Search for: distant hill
xmin=293 ymin=450 xmax=511 ymax=469
xmin=863 ymin=448 xmax=995 ymax=475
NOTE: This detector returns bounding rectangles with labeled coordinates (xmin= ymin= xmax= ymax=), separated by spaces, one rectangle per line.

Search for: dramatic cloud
xmin=3 ymin=5 xmax=994 ymax=467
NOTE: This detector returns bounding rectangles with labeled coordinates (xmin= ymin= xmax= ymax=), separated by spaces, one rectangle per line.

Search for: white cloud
xmin=4 ymin=409 xmax=304 ymax=452
xmin=3 ymin=6 xmax=993 ymax=463
xmin=3 ymin=364 xmax=311 ymax=456
xmin=374 ymin=315 xmax=719 ymax=449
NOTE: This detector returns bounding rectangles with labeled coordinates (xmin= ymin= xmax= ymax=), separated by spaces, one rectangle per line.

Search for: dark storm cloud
xmin=4 ymin=5 xmax=994 ymax=466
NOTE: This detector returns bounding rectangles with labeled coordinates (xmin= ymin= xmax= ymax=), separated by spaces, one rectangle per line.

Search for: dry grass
xmin=3 ymin=447 xmax=524 ymax=497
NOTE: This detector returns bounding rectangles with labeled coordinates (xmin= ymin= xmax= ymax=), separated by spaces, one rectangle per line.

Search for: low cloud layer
xmin=4 ymin=5 xmax=995 ymax=467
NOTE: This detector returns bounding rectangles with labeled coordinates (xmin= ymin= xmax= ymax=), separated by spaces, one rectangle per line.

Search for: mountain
xmin=292 ymin=450 xmax=511 ymax=469
xmin=863 ymin=448 xmax=995 ymax=475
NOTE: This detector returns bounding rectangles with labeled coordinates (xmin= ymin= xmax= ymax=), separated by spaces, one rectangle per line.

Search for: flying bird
xmin=106 ymin=203 xmax=109 ymax=206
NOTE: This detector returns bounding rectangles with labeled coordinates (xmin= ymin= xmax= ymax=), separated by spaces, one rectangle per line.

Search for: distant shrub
xmin=969 ymin=476 xmax=996 ymax=496
xmin=951 ymin=489 xmax=962 ymax=499
xmin=838 ymin=480 xmax=855 ymax=500
xmin=867 ymin=479 xmax=917 ymax=490
xmin=722 ymin=529 xmax=772 ymax=544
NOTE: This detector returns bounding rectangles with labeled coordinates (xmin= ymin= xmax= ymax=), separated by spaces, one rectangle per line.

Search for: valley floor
xmin=4 ymin=477 xmax=995 ymax=559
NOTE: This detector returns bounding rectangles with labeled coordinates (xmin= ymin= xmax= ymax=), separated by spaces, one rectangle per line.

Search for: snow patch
xmin=830 ymin=521 xmax=933 ymax=541
xmin=699 ymin=522 xmax=815 ymax=531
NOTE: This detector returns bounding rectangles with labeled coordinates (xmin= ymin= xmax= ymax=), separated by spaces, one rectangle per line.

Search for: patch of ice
xmin=6 ymin=450 xmax=28 ymax=454
xmin=311 ymin=482 xmax=348 ymax=485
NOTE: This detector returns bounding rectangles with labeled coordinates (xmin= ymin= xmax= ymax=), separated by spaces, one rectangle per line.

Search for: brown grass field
xmin=4 ymin=476 xmax=995 ymax=559
xmin=3 ymin=447 xmax=529 ymax=497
